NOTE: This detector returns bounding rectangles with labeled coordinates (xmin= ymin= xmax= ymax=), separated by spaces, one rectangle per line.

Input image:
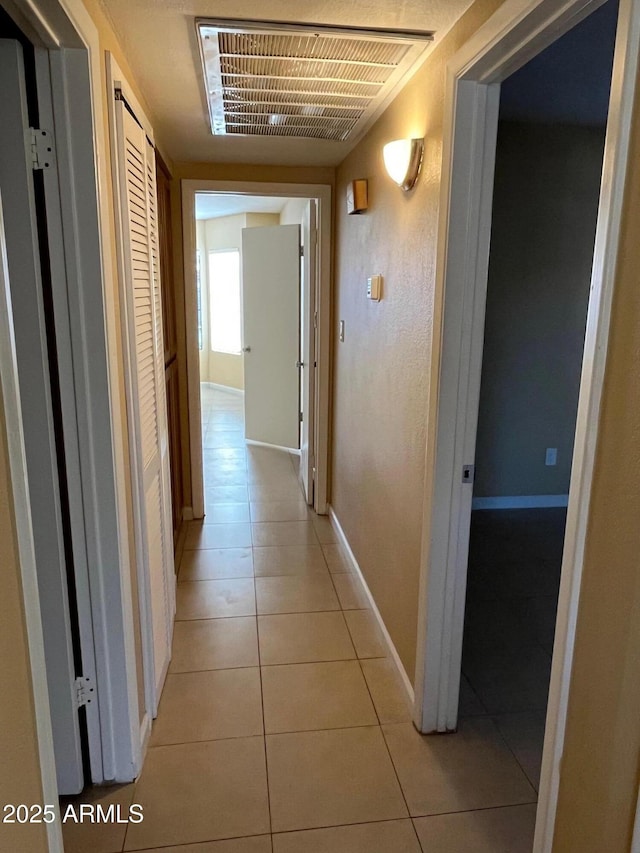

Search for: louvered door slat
xmin=115 ymin=101 xmax=175 ymax=715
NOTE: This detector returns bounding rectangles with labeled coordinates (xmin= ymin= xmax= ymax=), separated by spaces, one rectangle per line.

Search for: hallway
xmin=61 ymin=388 xmax=538 ymax=852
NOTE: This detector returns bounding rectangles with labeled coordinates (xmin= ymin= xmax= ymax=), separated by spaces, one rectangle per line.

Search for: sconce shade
xmin=383 ymin=138 xmax=424 ymax=191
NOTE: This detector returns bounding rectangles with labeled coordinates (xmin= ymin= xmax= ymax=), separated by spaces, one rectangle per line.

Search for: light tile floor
xmin=62 ymin=386 xmax=538 ymax=852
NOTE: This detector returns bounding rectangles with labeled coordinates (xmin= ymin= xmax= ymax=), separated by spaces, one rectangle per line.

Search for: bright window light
xmin=209 ymin=249 xmax=241 ymax=354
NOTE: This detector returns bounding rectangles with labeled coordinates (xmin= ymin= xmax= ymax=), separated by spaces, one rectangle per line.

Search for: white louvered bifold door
xmin=115 ymin=101 xmax=175 ymax=712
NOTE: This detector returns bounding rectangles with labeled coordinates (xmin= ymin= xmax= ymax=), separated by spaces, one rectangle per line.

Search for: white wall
xmin=279 ymin=198 xmax=308 ymax=227
xmin=196 ymin=212 xmax=280 ymax=389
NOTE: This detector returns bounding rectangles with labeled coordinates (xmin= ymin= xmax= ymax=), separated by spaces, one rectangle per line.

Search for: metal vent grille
xmin=197 ymin=20 xmax=433 ymax=142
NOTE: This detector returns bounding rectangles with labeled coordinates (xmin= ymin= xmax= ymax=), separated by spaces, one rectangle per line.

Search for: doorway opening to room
xmin=182 ymin=181 xmax=332 ymax=523
xmin=194 ymin=193 xmax=316 ymax=522
xmin=460 ymin=0 xmax=618 ymax=796
xmin=417 ymin=0 xmax=637 ymax=849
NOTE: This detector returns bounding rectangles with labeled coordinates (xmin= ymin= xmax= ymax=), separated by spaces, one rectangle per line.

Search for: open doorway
xmin=194 ymin=193 xmax=315 ymax=518
xmin=460 ymin=0 xmax=618 ymax=793
xmin=182 ymin=180 xmax=332 ymax=521
xmin=416 ymin=0 xmax=639 ymax=848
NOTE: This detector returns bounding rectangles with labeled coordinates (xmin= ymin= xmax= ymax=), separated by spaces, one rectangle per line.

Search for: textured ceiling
xmin=195 ymin=193 xmax=289 ymax=219
xmin=99 ymin=0 xmax=475 ymax=166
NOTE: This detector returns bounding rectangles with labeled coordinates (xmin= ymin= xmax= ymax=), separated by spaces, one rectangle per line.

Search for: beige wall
xmin=208 ymin=351 xmax=244 ymax=390
xmin=0 ymin=394 xmax=48 ymax=853
xmin=331 ymin=0 xmax=504 ymax=679
xmin=174 ymin=162 xmax=334 ymax=186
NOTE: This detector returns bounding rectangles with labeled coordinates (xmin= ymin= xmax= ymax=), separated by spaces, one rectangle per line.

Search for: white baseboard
xmin=203 ymin=382 xmax=244 ymax=396
xmin=328 ymin=507 xmax=415 ymax=706
xmin=472 ymin=494 xmax=569 ymax=510
xmin=246 ymin=438 xmax=299 ymax=453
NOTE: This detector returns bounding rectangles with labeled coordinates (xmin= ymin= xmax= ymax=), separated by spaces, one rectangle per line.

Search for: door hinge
xmin=299 ymin=411 xmax=304 ymax=423
xmin=299 ymin=244 xmax=304 ymax=258
xmin=28 ymin=128 xmax=54 ymax=171
xmin=313 ymin=311 xmax=318 ymax=329
xmin=74 ymin=676 xmax=95 ymax=709
xmin=312 ymin=466 xmax=316 ymax=481
xmin=462 ymin=464 xmax=475 ymax=484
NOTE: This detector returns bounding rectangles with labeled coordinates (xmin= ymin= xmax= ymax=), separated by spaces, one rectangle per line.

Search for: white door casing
xmin=300 ymin=201 xmax=317 ymax=504
xmin=414 ymin=0 xmax=640 ymax=851
xmin=242 ymin=224 xmax=301 ymax=450
xmin=0 ymin=38 xmax=86 ymax=795
xmin=181 ymin=180 xmax=332 ymax=517
xmin=3 ymin=0 xmax=156 ymax=793
xmin=0 ymin=191 xmax=65 ymax=851
xmin=113 ymin=99 xmax=175 ymax=714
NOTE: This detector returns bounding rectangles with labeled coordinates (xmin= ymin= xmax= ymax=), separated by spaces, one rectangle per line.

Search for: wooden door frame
xmin=414 ymin=0 xmax=640 ymax=850
xmin=182 ymin=179 xmax=332 ymax=517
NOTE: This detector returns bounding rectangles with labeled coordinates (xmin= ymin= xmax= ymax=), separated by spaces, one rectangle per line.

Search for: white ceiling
xmin=195 ymin=193 xmax=290 ymax=220
xmin=99 ymin=0 xmax=475 ymax=166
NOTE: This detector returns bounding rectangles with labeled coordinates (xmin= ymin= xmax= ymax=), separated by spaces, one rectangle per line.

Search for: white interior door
xmin=242 ymin=224 xmax=300 ymax=449
xmin=300 ymin=201 xmax=317 ymax=504
xmin=114 ymin=100 xmax=175 ymax=713
xmin=0 ymin=38 xmax=84 ymax=794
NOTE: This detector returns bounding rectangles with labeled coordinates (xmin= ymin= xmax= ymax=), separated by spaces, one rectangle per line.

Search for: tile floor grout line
xmin=411 ymin=799 xmax=540 ymax=819
xmin=169 ymin=664 xmax=260 ymax=675
xmin=489 ymin=713 xmax=541 ymax=796
xmin=150 ymin=721 xmax=397 ymax=749
xmin=271 ymin=815 xmax=424 ymax=838
xmin=124 ymin=830 xmax=273 ymax=852
xmin=356 ymin=655 xmax=383 ymax=727
xmin=378 ymin=718 xmax=422 ymax=826
xmin=260 ymin=654 xmax=372 ymax=667
xmin=342 ymin=607 xmax=368 ymax=660
xmin=253 ymin=517 xmax=274 ymax=838
xmin=459 ymin=670 xmax=489 ymax=716
xmin=177 ymin=575 xmax=256 ymax=582
xmin=379 ymin=720 xmax=540 ymax=825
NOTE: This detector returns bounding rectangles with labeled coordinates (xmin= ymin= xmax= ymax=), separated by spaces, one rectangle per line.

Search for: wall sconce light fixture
xmin=383 ymin=138 xmax=424 ymax=191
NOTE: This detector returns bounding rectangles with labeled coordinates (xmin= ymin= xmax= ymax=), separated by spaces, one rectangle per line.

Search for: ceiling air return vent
xmin=196 ymin=19 xmax=433 ymax=142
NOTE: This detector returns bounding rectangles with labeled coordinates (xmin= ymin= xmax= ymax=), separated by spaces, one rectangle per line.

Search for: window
xmin=209 ymin=249 xmax=241 ymax=354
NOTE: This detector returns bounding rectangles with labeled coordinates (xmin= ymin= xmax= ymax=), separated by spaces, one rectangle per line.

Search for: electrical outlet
xmin=339 ymin=320 xmax=345 ymax=342
xmin=545 ymin=447 xmax=557 ymax=466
